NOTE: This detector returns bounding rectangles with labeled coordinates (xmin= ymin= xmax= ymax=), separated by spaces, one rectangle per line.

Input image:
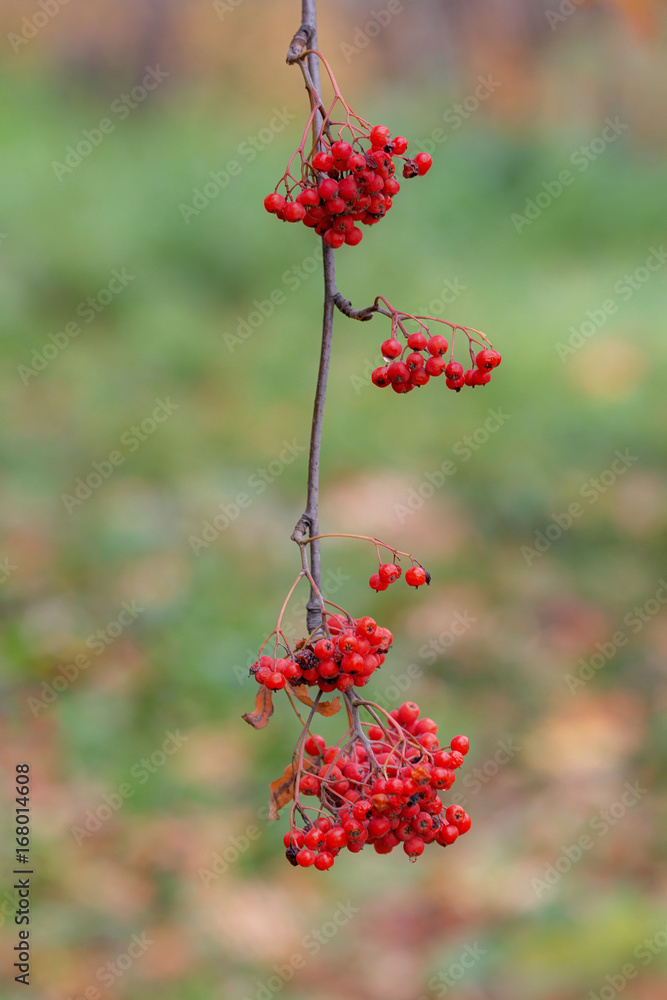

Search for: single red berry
xmin=370 ymin=124 xmax=391 ymax=147
xmin=331 ymin=139 xmax=353 ymax=160
xmin=313 ymin=638 xmax=335 ymax=659
xmin=398 ymin=701 xmax=420 ymax=726
xmin=455 ymin=812 xmax=471 ymax=834
xmin=296 ymin=848 xmax=316 ymax=867
xmin=317 ymin=658 xmax=339 ymax=679
xmin=347 ymin=153 xmax=366 ymax=173
xmin=404 ymin=836 xmax=425 ymax=861
xmin=427 ymin=335 xmax=449 ymax=356
xmin=411 ymin=369 xmax=430 ymax=387
xmin=450 ymin=735 xmax=469 ymax=756
xmin=438 ymin=824 xmax=460 ymax=845
xmin=318 ymin=178 xmax=339 ymax=200
xmin=446 ymin=375 xmax=464 ymax=391
xmin=405 ymin=566 xmax=427 ymax=588
xmin=405 ymin=351 xmax=425 ymax=371
xmin=472 ymin=368 xmax=492 ymax=385
xmin=381 ymin=338 xmax=402 ymax=359
xmin=283 ymin=201 xmax=306 ymax=222
xmin=387 ymin=360 xmax=410 ymax=384
xmin=414 ymin=152 xmax=433 ymax=175
xmin=352 ymin=799 xmax=373 ymax=821
xmin=312 ymin=151 xmax=334 ymax=172
xmin=445 ymin=361 xmax=463 ymax=378
xmin=300 ymin=774 xmax=321 ymax=795
xmin=304 ymin=827 xmax=324 ymax=850
xmin=392 ymin=136 xmax=408 ymax=155
xmin=445 ymin=804 xmax=466 ymax=825
xmin=476 ymin=348 xmax=501 ymax=369
xmin=425 ymin=355 xmax=446 ymax=377
xmin=324 ymin=197 xmax=346 ymax=215
xmin=326 ymin=826 xmax=348 ymax=850
xmin=345 ymin=226 xmax=363 ymax=246
xmin=383 ymin=178 xmax=400 ymax=196
xmin=304 ymin=734 xmax=326 ymax=756
xmin=336 ymin=674 xmax=354 ymax=692
xmin=255 ymin=665 xmax=272 ymax=684
xmin=314 ymin=851 xmax=335 ymax=871
xmin=407 ymin=332 xmax=428 ymax=351
xmin=337 ymin=633 xmax=359 ymax=654
xmin=371 ymin=365 xmax=390 ymax=387
xmin=416 ymin=717 xmax=438 ymax=735
xmin=463 ymin=368 xmax=477 ymax=386
xmin=265 ymin=671 xmax=285 ymax=690
xmin=264 ymin=192 xmax=286 ymax=213
xmin=282 ymin=661 xmax=301 ymax=680
xmin=369 ymin=572 xmax=388 ymax=592
xmin=283 ymin=828 xmax=305 ymax=849
xmin=323 ymin=229 xmax=345 ymax=248
xmin=378 ymin=562 xmax=401 ymax=584
xmin=296 ymin=188 xmax=319 ymax=206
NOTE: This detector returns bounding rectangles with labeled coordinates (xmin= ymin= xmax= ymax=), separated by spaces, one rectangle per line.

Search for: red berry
xmin=352 ymin=799 xmax=372 ymax=821
xmin=438 ymin=824 xmax=459 ymax=846
xmin=405 ymin=566 xmax=427 ymax=588
xmin=323 ymin=229 xmax=345 ymax=248
xmin=378 ymin=562 xmax=401 ymax=584
xmin=296 ymin=848 xmax=316 ymax=867
xmin=456 ymin=812 xmax=472 ymax=834
xmin=463 ymin=369 xmax=477 ymax=387
xmin=446 ymin=375 xmax=464 ymax=391
xmin=312 ymin=151 xmax=334 ymax=172
xmin=476 ymin=348 xmax=501 ymax=369
xmin=387 ymin=361 xmax=410 ymax=384
xmin=404 ymin=836 xmax=425 ymax=861
xmin=304 ymin=827 xmax=324 ymax=850
xmin=336 ymin=674 xmax=354 ymax=691
xmin=384 ymin=178 xmax=400 ymax=196
xmin=411 ymin=369 xmax=429 ymax=387
xmin=264 ymin=192 xmax=286 ymax=213
xmin=425 ymin=356 xmax=446 ymax=377
xmin=392 ymin=136 xmax=408 ymax=155
xmin=331 ymin=139 xmax=353 ymax=160
xmin=445 ymin=804 xmax=466 ymax=825
xmin=370 ymin=124 xmax=391 ymax=147
xmin=416 ymin=717 xmax=438 ymax=735
xmin=427 ymin=335 xmax=449 ymax=356
xmin=325 ymin=826 xmax=348 ymax=850
xmin=304 ymin=733 xmax=326 ymax=756
xmin=324 ymin=197 xmax=346 ymax=215
xmin=314 ymin=851 xmax=335 ymax=871
xmin=296 ymin=188 xmax=319 ymax=206
xmin=405 ymin=351 xmax=424 ymax=371
xmin=398 ymin=701 xmax=420 ymax=726
xmin=266 ymin=671 xmax=285 ymax=690
xmin=445 ymin=361 xmax=463 ymax=378
xmin=283 ymin=201 xmax=306 ymax=222
xmin=450 ymin=735 xmax=469 ymax=756
xmin=300 ymin=774 xmax=321 ymax=795
xmin=369 ymin=572 xmax=388 ymax=592
xmin=371 ymin=365 xmax=390 ymax=387
xmin=407 ymin=332 xmax=428 ymax=351
xmin=345 ymin=227 xmax=363 ymax=246
xmin=318 ymin=178 xmax=339 ymax=200
xmin=347 ymin=153 xmax=366 ymax=173
xmin=414 ymin=152 xmax=433 ymax=175
xmin=381 ymin=338 xmax=402 ymax=359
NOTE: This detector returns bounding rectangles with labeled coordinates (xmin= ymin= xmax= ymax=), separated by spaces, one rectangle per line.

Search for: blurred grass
xmin=1 ymin=66 xmax=667 ymax=1000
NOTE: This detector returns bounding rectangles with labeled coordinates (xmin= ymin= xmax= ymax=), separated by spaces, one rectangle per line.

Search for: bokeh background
xmin=1 ymin=0 xmax=667 ymax=997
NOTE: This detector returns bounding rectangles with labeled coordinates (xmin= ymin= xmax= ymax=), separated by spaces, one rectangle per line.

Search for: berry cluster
xmin=371 ymin=310 xmax=502 ymax=396
xmin=251 ymin=612 xmax=393 ymax=695
xmin=264 ymin=126 xmax=432 ymax=248
xmin=369 ymin=561 xmax=430 ymax=592
xmin=284 ymin=702 xmax=471 ymax=869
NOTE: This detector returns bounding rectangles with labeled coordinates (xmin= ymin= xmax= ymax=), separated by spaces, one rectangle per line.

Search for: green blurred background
xmin=1 ymin=0 xmax=667 ymax=997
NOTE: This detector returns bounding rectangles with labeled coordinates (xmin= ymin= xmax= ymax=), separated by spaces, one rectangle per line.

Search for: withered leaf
xmin=242 ymin=686 xmax=274 ymax=729
xmin=290 ymin=685 xmax=342 ymax=717
xmin=268 ymin=758 xmax=317 ymax=820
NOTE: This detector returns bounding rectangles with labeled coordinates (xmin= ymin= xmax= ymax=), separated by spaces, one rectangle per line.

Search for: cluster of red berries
xmin=373 ymin=333 xmax=502 ymax=395
xmin=264 ymin=125 xmax=432 ymax=248
xmin=285 ymin=702 xmax=471 ymax=868
xmin=251 ymin=613 xmax=393 ymax=695
xmin=369 ymin=561 xmax=430 ymax=592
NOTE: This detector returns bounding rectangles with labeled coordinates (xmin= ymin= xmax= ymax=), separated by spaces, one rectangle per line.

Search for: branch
xmin=332 ymin=292 xmax=376 ymax=322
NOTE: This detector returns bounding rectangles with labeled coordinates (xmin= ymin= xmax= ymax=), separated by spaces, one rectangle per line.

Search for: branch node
xmin=333 ymin=292 xmax=376 ymax=322
xmin=286 ymin=24 xmax=313 ymax=64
